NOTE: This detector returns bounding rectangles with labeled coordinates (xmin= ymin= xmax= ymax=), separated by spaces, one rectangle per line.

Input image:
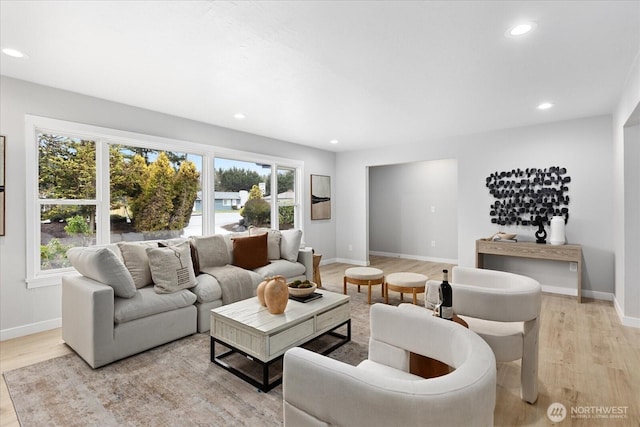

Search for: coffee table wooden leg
xmin=412 ymin=290 xmax=417 ymax=304
xmin=343 ymin=276 xmax=347 ymax=295
xmin=384 ymin=282 xmax=389 ymax=304
xmin=367 ymin=282 xmax=372 ymax=304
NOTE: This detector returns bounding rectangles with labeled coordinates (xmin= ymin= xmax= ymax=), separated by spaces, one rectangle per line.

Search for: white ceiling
xmin=1 ymin=1 xmax=639 ymax=152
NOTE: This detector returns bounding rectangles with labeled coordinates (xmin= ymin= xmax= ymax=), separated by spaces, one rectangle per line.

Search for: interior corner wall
xmin=623 ymin=124 xmax=639 ymax=318
xmin=335 ymin=115 xmax=614 ymax=297
xmin=0 ymin=76 xmax=336 ymax=340
xmin=613 ymin=50 xmax=640 ymax=324
xmin=369 ymin=159 xmax=458 ymax=262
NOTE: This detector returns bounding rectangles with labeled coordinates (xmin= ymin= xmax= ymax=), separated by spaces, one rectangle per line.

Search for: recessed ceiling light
xmin=233 ymin=113 xmax=246 ymax=120
xmin=1 ymin=47 xmax=28 ymax=58
xmin=330 ymin=139 xmax=339 ymax=144
xmin=506 ymin=22 xmax=537 ymax=38
xmin=537 ymin=102 xmax=554 ymax=110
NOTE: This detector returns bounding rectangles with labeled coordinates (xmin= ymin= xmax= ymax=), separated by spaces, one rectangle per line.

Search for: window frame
xmin=25 ymin=115 xmax=304 ymax=288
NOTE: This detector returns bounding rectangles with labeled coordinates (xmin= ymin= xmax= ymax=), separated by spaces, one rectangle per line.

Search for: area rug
xmin=3 ymin=283 xmax=374 ymax=427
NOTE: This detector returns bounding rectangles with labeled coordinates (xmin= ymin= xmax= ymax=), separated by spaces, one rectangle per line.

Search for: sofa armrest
xmin=62 ymin=273 xmax=115 ymax=368
xmin=297 ymin=247 xmax=314 ymax=281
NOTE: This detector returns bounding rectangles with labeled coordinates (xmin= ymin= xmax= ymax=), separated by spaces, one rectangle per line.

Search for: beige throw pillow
xmin=146 ymin=242 xmax=197 ymax=294
xmin=117 ymin=241 xmax=158 ymax=289
xmin=193 ymin=235 xmax=231 ymax=268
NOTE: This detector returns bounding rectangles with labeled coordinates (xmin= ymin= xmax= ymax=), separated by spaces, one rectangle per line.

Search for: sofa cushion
xmin=117 ymin=241 xmax=158 ymax=289
xmin=67 ymin=246 xmax=137 ymax=298
xmin=193 ymin=235 xmax=231 ymax=267
xmin=114 ymin=286 xmax=197 ymax=323
xmin=232 ymin=233 xmax=269 ymax=270
xmin=280 ymin=229 xmax=303 ymax=262
xmin=252 ymin=228 xmax=282 ymax=260
xmin=253 ymin=259 xmax=306 ymax=279
xmin=146 ymin=242 xmax=197 ymax=294
xmin=190 ymin=273 xmax=222 ymax=303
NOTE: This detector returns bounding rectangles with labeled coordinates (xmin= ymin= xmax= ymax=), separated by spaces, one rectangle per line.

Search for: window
xmin=38 ymin=134 xmax=97 ymax=271
xmin=26 ymin=116 xmax=303 ymax=287
xmin=109 ymin=145 xmax=203 ymax=241
xmin=276 ymin=167 xmax=296 ymax=230
xmin=214 ymin=157 xmax=301 ymax=235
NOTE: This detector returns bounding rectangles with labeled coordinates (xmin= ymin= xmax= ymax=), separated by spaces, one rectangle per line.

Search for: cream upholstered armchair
xmin=283 ymin=303 xmax=496 ymax=427
xmin=448 ymin=266 xmax=542 ymax=404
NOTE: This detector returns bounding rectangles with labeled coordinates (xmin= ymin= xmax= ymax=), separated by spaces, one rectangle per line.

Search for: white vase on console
xmin=549 ymin=216 xmax=566 ymax=245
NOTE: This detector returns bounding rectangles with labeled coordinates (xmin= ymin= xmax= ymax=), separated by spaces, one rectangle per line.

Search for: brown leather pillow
xmin=232 ymin=233 xmax=269 ymax=270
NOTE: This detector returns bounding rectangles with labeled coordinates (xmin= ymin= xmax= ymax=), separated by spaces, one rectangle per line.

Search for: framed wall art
xmin=311 ymin=174 xmax=331 ymax=220
xmin=0 ymin=136 xmax=5 ymax=236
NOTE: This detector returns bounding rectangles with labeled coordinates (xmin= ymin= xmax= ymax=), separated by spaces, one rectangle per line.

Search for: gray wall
xmin=0 ymin=76 xmax=336 ymax=339
xmin=336 ymin=115 xmax=615 ymax=299
xmin=369 ymin=159 xmax=457 ymax=262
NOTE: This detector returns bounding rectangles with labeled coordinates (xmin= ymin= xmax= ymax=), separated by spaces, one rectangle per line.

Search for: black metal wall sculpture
xmin=486 ymin=167 xmax=570 ymax=227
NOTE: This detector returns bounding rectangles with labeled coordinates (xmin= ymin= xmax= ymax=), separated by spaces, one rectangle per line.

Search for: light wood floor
xmin=2 ymin=256 xmax=639 ymax=426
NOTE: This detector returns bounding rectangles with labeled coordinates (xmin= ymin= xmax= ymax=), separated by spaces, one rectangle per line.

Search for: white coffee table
xmin=210 ymin=289 xmax=351 ymax=391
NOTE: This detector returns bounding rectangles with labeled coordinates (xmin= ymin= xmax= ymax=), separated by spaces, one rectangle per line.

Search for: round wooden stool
xmin=384 ymin=272 xmax=428 ymax=305
xmin=343 ymin=267 xmax=384 ymax=304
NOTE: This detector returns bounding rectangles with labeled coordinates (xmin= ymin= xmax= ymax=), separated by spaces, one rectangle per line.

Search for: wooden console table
xmin=475 ymin=240 xmax=583 ymax=302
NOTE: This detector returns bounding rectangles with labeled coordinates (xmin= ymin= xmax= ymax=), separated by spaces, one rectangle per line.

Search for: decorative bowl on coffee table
xmin=288 ymin=282 xmax=317 ymax=297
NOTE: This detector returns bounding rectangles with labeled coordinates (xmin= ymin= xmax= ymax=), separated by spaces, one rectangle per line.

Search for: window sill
xmin=26 ymin=270 xmax=70 ymax=289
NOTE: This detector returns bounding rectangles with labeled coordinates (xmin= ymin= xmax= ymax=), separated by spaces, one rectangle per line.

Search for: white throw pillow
xmin=280 ymin=229 xmax=303 ymax=262
xmin=146 ymin=242 xmax=197 ymax=294
xmin=67 ymin=246 xmax=137 ymax=298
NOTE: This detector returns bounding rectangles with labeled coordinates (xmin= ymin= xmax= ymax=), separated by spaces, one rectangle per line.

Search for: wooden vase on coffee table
xmin=264 ymin=275 xmax=289 ymax=314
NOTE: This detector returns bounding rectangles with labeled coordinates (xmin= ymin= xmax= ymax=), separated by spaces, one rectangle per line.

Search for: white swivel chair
xmin=449 ymin=266 xmax=542 ymax=404
xmin=283 ymin=303 xmax=496 ymax=427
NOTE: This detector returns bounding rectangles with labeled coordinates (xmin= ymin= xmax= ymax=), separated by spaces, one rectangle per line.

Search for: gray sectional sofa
xmin=61 ymin=229 xmax=313 ymax=368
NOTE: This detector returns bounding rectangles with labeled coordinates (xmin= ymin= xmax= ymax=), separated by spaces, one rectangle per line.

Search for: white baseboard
xmin=541 ymin=284 xmax=577 ymax=297
xmin=614 ymin=297 xmax=640 ymax=328
xmin=319 ymin=257 xmax=338 ymax=266
xmin=582 ymin=289 xmax=615 ymax=301
xmin=1 ymin=318 xmax=61 ymax=341
xmin=369 ymin=251 xmax=458 ymax=265
xmin=541 ymin=284 xmax=615 ymax=302
xmin=334 ymin=257 xmax=369 ymax=266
